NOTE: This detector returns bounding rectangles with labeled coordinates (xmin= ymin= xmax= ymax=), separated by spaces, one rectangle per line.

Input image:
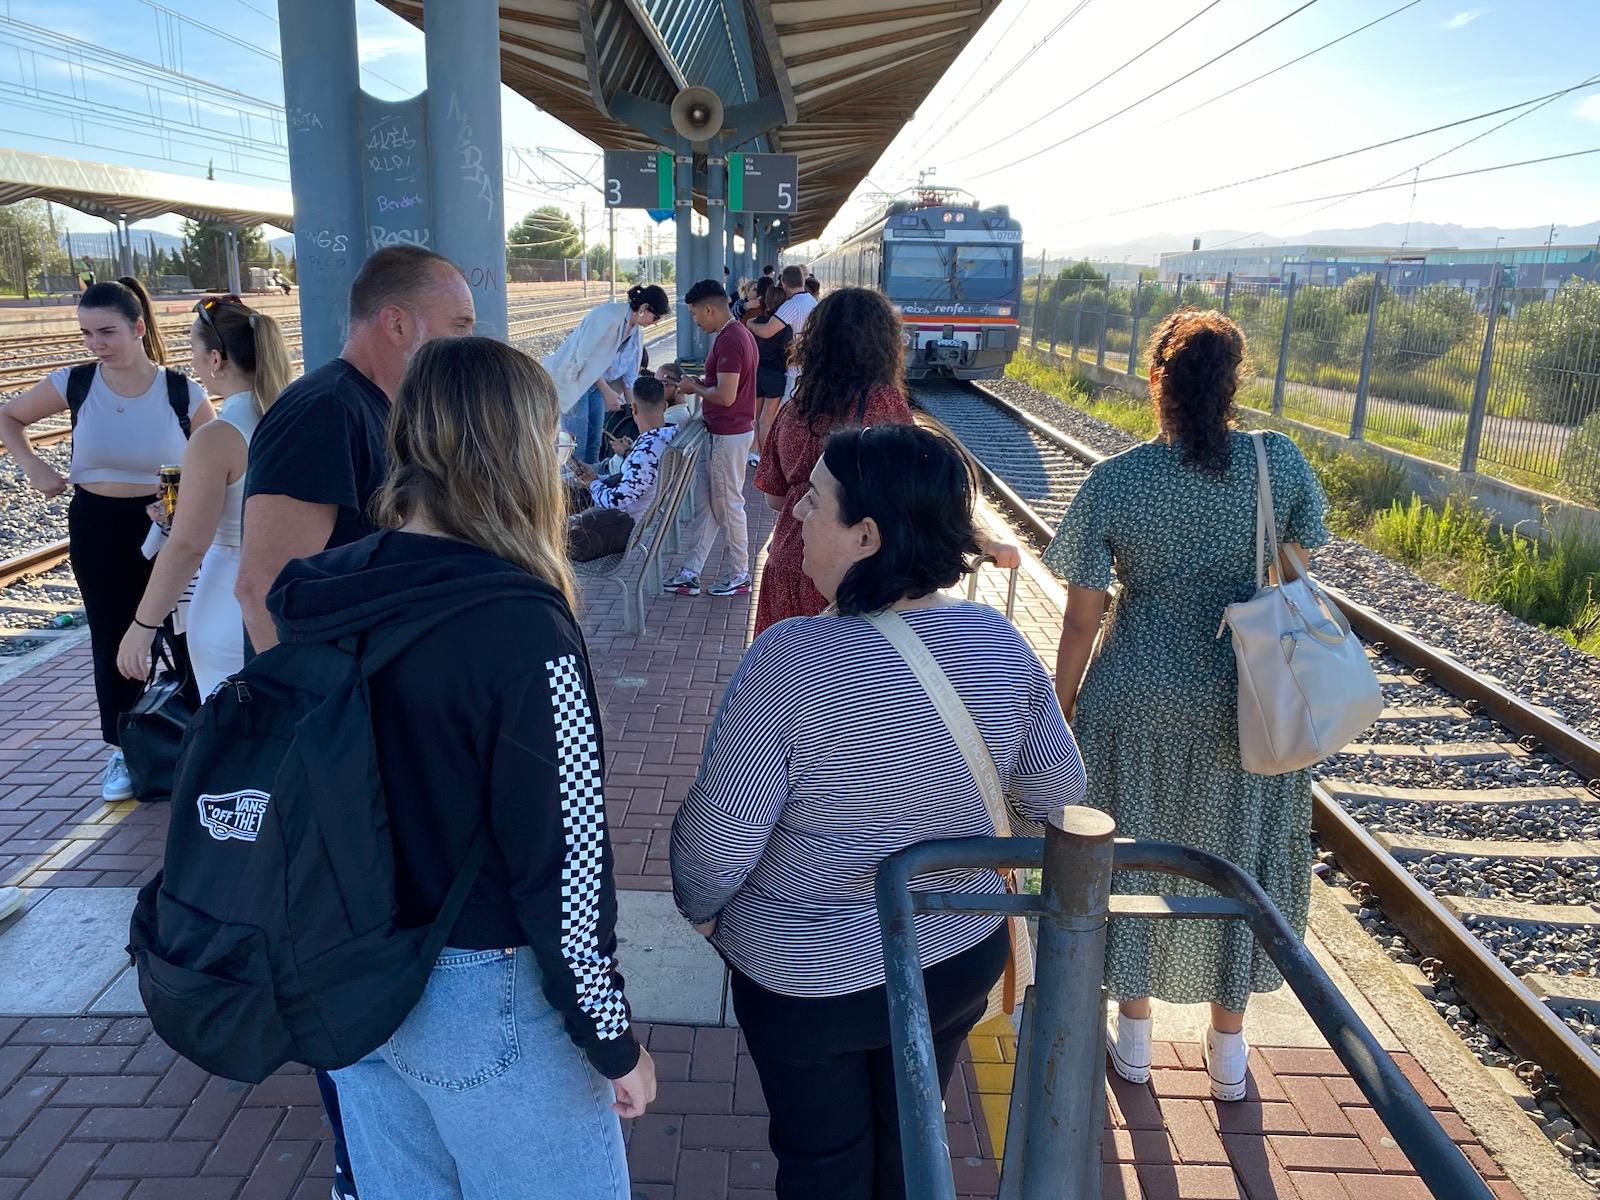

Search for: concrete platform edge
xmin=0 ymin=626 xmax=90 ymax=687
xmin=1307 ymin=880 xmax=1590 ymax=1199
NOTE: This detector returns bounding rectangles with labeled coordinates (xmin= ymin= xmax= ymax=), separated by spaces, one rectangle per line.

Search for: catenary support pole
xmin=1351 ymin=274 xmax=1381 ymax=440
xmin=1461 ymin=267 xmax=1502 ymax=475
xmin=224 ymin=229 xmax=243 ymax=296
xmin=278 ymin=0 xmax=364 ymax=368
xmin=1272 ymin=273 xmax=1297 ymax=417
xmin=674 ymin=150 xmax=695 ymax=363
xmin=608 ymin=204 xmax=617 ymax=301
xmin=424 ymin=0 xmax=507 ymax=340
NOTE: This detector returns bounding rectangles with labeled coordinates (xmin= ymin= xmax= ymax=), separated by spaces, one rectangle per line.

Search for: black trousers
xmin=67 ymin=489 xmax=197 ymax=745
xmin=730 ymin=924 xmax=1009 ymax=1200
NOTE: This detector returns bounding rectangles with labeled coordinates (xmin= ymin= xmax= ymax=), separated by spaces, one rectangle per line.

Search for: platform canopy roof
xmin=0 ymin=148 xmax=294 ymax=231
xmin=377 ymin=0 xmax=1004 ymax=244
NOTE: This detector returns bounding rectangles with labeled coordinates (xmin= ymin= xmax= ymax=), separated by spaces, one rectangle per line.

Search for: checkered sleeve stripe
xmin=546 ymin=654 xmax=631 ymax=1041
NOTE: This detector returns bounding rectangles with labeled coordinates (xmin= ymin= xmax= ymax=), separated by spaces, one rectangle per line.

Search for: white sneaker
xmin=1203 ymin=1027 xmax=1249 ymax=1102
xmin=1105 ymin=1012 xmax=1152 ymax=1085
xmin=0 ymin=886 xmax=24 ymax=922
xmin=101 ymin=749 xmax=134 ymax=802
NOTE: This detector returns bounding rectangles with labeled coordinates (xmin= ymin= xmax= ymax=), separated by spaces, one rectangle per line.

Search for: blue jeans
xmin=331 ymin=947 xmax=629 ymax=1200
xmin=561 ymin=385 xmax=606 ymax=465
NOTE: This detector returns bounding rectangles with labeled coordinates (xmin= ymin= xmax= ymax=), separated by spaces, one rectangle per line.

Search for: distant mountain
xmin=1056 ymin=219 xmax=1600 ymax=264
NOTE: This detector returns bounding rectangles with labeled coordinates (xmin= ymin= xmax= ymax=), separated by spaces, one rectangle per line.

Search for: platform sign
xmin=604 ymin=150 xmax=674 ymax=209
xmin=359 ymin=94 xmax=433 ymax=255
xmin=728 ymin=153 xmax=798 ymax=214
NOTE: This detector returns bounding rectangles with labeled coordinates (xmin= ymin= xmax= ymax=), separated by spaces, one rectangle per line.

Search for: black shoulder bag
xmin=117 ymin=628 xmax=198 ymax=803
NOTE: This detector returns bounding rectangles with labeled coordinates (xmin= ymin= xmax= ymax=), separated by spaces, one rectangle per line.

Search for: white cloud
xmin=357 ymin=34 xmax=415 ymax=63
xmin=1445 ymin=9 xmax=1484 ymax=28
xmin=1579 ymin=95 xmax=1600 ymax=124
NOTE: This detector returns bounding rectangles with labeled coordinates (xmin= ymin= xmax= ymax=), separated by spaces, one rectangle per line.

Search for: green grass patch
xmin=1011 ymin=353 xmax=1600 ymax=654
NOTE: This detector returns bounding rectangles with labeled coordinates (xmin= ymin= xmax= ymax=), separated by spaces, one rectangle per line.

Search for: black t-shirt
xmin=244 ymin=358 xmax=390 ymax=549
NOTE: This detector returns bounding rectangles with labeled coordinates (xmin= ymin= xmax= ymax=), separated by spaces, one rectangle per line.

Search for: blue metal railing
xmin=875 ymin=806 xmax=1494 ymax=1200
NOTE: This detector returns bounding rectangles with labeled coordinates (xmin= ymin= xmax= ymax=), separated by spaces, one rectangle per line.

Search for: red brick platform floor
xmin=0 ymin=482 xmax=1523 ymax=1197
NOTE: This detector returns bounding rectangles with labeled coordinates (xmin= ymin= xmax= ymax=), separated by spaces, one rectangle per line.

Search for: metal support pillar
xmin=117 ymin=219 xmax=134 ymax=277
xmin=278 ymin=0 xmax=364 ymax=368
xmin=674 ymin=151 xmax=695 ymax=363
xmin=1350 ymin=274 xmax=1381 ymax=440
xmin=1271 ymin=273 xmax=1296 ymax=417
xmin=608 ymin=205 xmax=617 ymax=301
xmin=1461 ymin=268 xmax=1502 ymax=475
xmin=1128 ymin=278 xmax=1142 ymax=376
xmin=707 ymin=155 xmax=727 ymax=300
xmin=424 ymin=0 xmax=506 ymax=340
xmin=1010 ymin=809 xmax=1115 ymax=1199
xmin=1221 ymin=271 xmax=1233 ymax=316
xmin=224 ymin=229 xmax=243 ymax=296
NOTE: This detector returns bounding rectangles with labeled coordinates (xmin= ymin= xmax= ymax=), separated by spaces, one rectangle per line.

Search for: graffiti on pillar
xmin=360 ymin=93 xmax=433 ymax=254
xmin=289 ymin=108 xmax=324 ymax=133
xmin=446 ymin=92 xmax=496 ymax=218
xmin=468 ymin=265 xmax=503 ymax=292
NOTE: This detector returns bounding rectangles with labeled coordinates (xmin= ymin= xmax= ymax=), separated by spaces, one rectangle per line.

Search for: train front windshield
xmin=886 ymin=242 xmax=1019 ymax=302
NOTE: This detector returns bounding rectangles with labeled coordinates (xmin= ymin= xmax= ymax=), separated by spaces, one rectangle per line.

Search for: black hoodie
xmin=268 ymin=529 xmax=640 ymax=1080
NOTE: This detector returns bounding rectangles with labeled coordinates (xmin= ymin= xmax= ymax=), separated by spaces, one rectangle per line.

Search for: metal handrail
xmin=875 ymin=806 xmax=1493 ymax=1200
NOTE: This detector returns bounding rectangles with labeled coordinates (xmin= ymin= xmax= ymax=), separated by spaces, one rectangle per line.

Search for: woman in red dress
xmin=753 ymin=287 xmax=913 ymax=635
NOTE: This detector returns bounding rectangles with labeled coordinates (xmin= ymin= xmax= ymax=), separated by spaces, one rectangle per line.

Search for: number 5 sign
xmin=728 ymin=153 xmax=798 ymax=214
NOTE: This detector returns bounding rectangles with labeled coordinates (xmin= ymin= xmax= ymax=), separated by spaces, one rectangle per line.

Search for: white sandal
xmin=1203 ymin=1027 xmax=1249 ymax=1102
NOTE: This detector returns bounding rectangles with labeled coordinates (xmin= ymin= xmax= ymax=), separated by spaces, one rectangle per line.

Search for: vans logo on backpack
xmin=197 ymin=790 xmax=270 ymax=843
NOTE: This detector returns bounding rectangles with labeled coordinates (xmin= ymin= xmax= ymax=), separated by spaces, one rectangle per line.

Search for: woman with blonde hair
xmin=265 ymin=336 xmax=653 ymax=1199
xmin=118 ymin=295 xmax=293 ymax=696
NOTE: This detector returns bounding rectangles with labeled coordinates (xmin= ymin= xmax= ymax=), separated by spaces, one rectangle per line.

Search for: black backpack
xmin=128 ymin=607 xmax=490 ymax=1083
xmin=66 ymin=363 xmax=192 ymax=436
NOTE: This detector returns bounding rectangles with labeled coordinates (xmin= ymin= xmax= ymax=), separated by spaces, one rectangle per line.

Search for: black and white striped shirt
xmin=670 ymin=602 xmax=1086 ymax=996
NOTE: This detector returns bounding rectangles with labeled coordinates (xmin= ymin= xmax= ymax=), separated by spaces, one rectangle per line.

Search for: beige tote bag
xmin=866 ymin=608 xmax=1034 ymax=1025
xmin=1218 ymin=433 xmax=1383 ymax=774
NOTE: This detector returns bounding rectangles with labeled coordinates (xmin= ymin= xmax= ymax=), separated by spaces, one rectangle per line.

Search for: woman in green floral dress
xmin=1044 ymin=309 xmax=1329 ymax=1102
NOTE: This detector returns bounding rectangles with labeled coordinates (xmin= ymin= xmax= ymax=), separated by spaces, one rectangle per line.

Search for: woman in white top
xmin=116 ymin=296 xmax=292 ymax=698
xmin=0 ymin=277 xmax=214 ymax=801
xmin=542 ymin=284 xmax=669 ymax=464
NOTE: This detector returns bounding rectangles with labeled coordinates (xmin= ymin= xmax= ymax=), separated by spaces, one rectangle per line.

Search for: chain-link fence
xmin=1021 ymin=269 xmax=1600 ymax=505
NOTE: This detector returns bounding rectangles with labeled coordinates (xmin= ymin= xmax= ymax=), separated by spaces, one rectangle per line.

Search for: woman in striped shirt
xmin=670 ymin=423 xmax=1085 ymax=1200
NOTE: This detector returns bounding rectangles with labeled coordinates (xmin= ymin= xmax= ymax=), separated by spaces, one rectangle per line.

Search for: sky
xmin=2 ymin=0 xmax=1598 ymax=263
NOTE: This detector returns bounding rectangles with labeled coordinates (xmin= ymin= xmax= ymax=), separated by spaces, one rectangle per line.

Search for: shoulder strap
xmin=1250 ymin=431 xmax=1279 ymax=589
xmin=419 ymin=823 xmax=493 ymax=964
xmin=864 ymin=608 xmax=1011 ymax=839
xmin=164 ymin=370 xmax=193 ymax=439
xmin=65 ymin=363 xmax=97 ymax=429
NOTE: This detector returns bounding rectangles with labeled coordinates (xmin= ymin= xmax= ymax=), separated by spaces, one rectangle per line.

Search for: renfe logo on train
xmin=198 ymin=790 xmax=271 ymax=843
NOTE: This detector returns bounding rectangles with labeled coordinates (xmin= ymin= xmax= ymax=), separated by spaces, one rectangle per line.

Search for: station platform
xmin=0 ymin=478 xmax=1551 ymax=1199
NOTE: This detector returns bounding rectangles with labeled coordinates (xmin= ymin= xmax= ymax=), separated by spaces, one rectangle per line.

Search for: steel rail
xmin=927 ymin=376 xmax=1600 ymax=1142
xmin=0 ymin=539 xmax=71 ymax=590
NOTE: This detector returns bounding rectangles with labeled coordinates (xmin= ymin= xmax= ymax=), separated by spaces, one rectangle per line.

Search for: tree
xmin=0 ymin=200 xmax=64 ymax=290
xmin=507 ymin=206 xmax=582 ymax=260
xmin=181 ymin=220 xmax=266 ymax=291
xmin=1339 ymin=273 xmax=1389 ymax=315
xmin=586 ymin=241 xmax=611 ymax=278
xmin=1519 ymin=280 xmax=1600 ymax=424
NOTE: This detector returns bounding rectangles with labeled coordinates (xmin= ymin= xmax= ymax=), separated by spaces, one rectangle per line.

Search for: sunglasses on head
xmin=193 ymin=294 xmax=254 ymax=337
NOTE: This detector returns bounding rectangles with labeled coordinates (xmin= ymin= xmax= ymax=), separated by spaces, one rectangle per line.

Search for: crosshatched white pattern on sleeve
xmin=546 ymin=654 xmax=631 ymax=1041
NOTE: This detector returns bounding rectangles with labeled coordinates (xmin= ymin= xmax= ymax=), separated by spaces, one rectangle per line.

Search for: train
xmin=811 ymin=192 xmax=1023 ymax=380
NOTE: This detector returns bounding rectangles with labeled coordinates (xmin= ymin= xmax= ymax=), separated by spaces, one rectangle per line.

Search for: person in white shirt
xmin=543 ymin=284 xmax=669 ymax=465
xmin=747 ymin=266 xmax=817 ymax=451
xmin=116 ymin=296 xmax=293 ymax=697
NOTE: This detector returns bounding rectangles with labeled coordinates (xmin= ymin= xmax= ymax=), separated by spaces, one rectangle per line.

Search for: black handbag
xmin=117 ymin=630 xmax=197 ymax=803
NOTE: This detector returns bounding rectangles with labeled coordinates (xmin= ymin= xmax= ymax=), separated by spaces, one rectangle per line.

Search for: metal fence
xmin=1022 ymin=270 xmax=1600 ymax=504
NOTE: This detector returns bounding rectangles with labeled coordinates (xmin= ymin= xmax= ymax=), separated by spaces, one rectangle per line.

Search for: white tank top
xmin=211 ymin=391 xmax=262 ymax=549
xmin=49 ymin=363 xmax=205 ymax=487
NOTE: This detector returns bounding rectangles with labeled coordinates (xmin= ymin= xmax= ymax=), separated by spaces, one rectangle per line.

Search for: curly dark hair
xmin=820 ymin=423 xmax=981 ymax=615
xmin=790 ymin=287 xmax=905 ymax=432
xmin=1146 ymin=307 xmax=1246 ymax=473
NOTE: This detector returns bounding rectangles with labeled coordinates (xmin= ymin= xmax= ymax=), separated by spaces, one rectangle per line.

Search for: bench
xmin=574 ymin=417 xmax=707 ymax=634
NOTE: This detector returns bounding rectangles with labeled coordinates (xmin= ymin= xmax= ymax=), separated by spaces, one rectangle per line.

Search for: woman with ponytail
xmin=117 ymin=295 xmax=292 ymax=697
xmin=0 ymin=277 xmax=213 ymax=801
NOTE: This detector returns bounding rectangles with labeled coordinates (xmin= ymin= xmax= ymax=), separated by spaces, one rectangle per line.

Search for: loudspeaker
xmin=670 ymin=87 xmax=725 ymax=148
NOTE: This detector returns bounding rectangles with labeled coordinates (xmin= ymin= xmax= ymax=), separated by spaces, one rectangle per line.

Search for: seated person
xmin=568 ymin=376 xmax=679 ymax=562
xmin=656 ymin=362 xmax=692 ymax=425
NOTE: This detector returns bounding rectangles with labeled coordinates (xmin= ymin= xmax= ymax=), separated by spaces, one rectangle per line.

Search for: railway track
xmin=913 ymin=375 xmax=1600 ymax=1166
xmin=0 ymin=288 xmax=613 ymax=388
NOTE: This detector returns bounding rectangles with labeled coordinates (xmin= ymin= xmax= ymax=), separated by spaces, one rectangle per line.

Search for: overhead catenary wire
xmin=1068 ymin=77 xmax=1600 ymax=223
xmin=947 ymin=0 xmax=1227 ymax=166
xmin=1161 ymin=0 xmax=1422 ymax=124
xmin=1265 ymin=148 xmax=1600 ymax=208
xmin=968 ymin=0 xmax=1324 ymax=180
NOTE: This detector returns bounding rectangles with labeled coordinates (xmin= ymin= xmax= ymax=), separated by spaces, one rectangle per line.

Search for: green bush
xmin=1374 ymin=285 xmax=1482 ymax=371
xmin=1339 ymin=273 xmax=1389 ymax=315
xmin=1559 ymin=410 xmax=1600 ymax=505
xmin=1513 ymin=280 xmax=1600 ymax=424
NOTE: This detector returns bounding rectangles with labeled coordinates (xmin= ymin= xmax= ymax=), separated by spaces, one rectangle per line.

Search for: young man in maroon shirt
xmin=663 ymin=280 xmax=759 ymax=597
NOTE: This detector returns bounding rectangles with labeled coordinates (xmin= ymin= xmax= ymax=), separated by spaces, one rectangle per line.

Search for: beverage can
xmin=158 ymin=465 xmax=182 ymax=520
